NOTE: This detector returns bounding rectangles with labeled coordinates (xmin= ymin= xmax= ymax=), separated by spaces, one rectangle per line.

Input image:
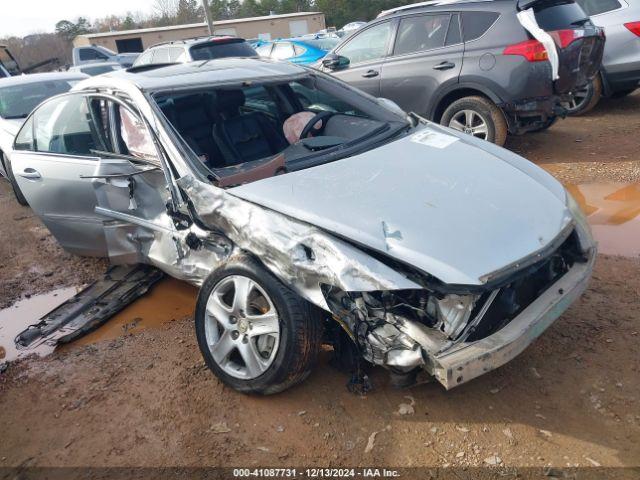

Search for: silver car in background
xmin=0 ymin=72 xmax=88 ymax=204
xmin=568 ymin=0 xmax=640 ymax=114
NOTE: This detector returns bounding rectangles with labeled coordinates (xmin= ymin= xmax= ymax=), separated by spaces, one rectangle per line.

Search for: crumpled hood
xmin=229 ymin=126 xmax=573 ymax=286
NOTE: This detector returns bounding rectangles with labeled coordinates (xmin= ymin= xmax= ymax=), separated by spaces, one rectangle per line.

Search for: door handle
xmin=433 ymin=61 xmax=456 ymax=71
xmin=362 ymin=70 xmax=380 ymax=78
xmin=19 ymin=168 xmax=41 ymax=180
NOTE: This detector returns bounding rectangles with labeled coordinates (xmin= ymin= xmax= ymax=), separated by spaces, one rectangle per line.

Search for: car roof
xmin=378 ymin=0 xmax=512 ymax=17
xmin=77 ymin=58 xmax=306 ymax=93
xmin=0 ymin=71 xmax=88 ymax=87
xmin=149 ymin=35 xmax=245 ymax=49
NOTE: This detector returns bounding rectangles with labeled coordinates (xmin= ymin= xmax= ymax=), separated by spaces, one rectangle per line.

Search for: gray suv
xmin=320 ymin=0 xmax=605 ymax=145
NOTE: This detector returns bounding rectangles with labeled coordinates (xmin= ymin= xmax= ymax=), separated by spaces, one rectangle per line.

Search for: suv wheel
xmin=441 ymin=96 xmax=508 ymax=146
xmin=195 ymin=256 xmax=323 ymax=395
xmin=564 ymin=75 xmax=602 ymax=116
xmin=2 ymin=153 xmax=29 ymax=206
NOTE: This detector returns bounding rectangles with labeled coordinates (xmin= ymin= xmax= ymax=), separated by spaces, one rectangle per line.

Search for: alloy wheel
xmin=448 ymin=110 xmax=489 ymax=140
xmin=204 ymin=275 xmax=280 ymax=380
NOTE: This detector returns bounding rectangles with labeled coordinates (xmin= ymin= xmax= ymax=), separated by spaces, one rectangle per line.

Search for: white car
xmin=0 ymin=72 xmax=87 ymax=204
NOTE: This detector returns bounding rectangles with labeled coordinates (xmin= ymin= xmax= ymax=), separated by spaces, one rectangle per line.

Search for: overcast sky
xmin=2 ymin=0 xmax=157 ymax=37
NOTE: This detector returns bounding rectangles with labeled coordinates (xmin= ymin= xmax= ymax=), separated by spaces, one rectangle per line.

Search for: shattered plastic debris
xmin=396 ymin=396 xmax=415 ymax=415
xmin=483 ymin=455 xmax=503 ymax=466
xmin=364 ymin=425 xmax=391 ymax=453
xmin=585 ymin=457 xmax=601 ymax=467
xmin=210 ymin=422 xmax=231 ymax=434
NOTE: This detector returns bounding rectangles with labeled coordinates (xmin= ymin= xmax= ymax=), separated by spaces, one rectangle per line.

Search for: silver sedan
xmin=8 ymin=59 xmax=595 ymax=394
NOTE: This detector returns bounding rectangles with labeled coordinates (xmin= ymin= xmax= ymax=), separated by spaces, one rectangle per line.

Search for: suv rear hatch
xmin=189 ymin=37 xmax=258 ymax=61
xmin=518 ymin=0 xmax=605 ymax=94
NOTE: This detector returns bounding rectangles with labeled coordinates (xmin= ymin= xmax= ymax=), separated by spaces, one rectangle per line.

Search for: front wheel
xmin=195 ymin=256 xmax=323 ymax=395
xmin=441 ymin=96 xmax=508 ymax=146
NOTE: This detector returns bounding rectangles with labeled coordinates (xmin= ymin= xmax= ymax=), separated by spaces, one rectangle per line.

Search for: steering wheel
xmin=300 ymin=111 xmax=335 ymax=139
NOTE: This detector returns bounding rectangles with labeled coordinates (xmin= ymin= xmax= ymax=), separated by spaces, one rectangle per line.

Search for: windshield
xmin=153 ymin=72 xmax=408 ymax=186
xmin=0 ymin=80 xmax=78 ymax=119
xmin=189 ymin=41 xmax=257 ymax=60
xmin=303 ymin=38 xmax=340 ymax=51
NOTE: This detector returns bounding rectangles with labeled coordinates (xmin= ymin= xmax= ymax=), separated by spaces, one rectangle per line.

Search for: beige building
xmin=73 ymin=12 xmax=326 ymax=53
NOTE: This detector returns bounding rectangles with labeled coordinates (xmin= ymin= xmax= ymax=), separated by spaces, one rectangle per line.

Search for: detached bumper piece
xmin=15 ymin=264 xmax=164 ymax=350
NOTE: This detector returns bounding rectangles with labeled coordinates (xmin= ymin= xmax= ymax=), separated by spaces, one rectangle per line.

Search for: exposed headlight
xmin=566 ymin=191 xmax=595 ymax=250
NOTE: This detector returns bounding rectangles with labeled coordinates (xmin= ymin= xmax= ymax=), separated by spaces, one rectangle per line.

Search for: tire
xmin=195 ymin=255 xmax=323 ymax=395
xmin=565 ymin=75 xmax=602 ymax=116
xmin=529 ymin=117 xmax=558 ymax=133
xmin=2 ymin=153 xmax=28 ymax=206
xmin=440 ymin=96 xmax=508 ymax=146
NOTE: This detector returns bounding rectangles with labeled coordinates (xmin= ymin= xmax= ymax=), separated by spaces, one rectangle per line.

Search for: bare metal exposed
xmin=7 ymin=59 xmax=596 ymax=394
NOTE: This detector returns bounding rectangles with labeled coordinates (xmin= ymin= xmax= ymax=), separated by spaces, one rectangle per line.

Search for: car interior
xmin=153 ymin=77 xmax=395 ymax=180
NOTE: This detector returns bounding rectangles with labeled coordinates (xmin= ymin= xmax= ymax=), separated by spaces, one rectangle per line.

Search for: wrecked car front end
xmin=11 ymin=61 xmax=595 ymax=392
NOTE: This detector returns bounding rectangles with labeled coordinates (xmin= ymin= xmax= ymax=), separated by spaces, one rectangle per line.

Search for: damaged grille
xmin=465 ymin=230 xmax=584 ymax=342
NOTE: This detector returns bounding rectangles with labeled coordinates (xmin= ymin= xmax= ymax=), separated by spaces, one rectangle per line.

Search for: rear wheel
xmin=564 ymin=75 xmax=602 ymax=116
xmin=195 ymin=256 xmax=323 ymax=395
xmin=441 ymin=96 xmax=508 ymax=146
xmin=2 ymin=153 xmax=28 ymax=206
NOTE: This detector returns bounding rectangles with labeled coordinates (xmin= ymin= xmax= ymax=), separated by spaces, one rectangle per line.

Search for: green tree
xmin=176 ymin=0 xmax=204 ymax=24
xmin=54 ymin=17 xmax=93 ymax=42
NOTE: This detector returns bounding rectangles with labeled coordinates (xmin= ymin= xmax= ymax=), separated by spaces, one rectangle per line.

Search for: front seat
xmin=212 ymin=89 xmax=288 ymax=165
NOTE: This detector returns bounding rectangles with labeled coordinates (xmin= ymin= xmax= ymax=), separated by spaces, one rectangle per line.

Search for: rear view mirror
xmin=322 ymin=54 xmax=350 ymax=70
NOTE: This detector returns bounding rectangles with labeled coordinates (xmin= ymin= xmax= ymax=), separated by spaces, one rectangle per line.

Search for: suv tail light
xmin=503 ymin=39 xmax=549 ymax=62
xmin=550 ymin=29 xmax=584 ymax=48
xmin=625 ymin=22 xmax=640 ymax=37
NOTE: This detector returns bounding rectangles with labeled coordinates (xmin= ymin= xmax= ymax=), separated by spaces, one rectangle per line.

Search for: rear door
xmin=11 ymin=93 xmax=112 ymax=256
xmin=325 ymin=20 xmax=395 ymax=97
xmin=380 ymin=12 xmax=464 ymax=114
xmin=524 ymin=0 xmax=605 ymax=92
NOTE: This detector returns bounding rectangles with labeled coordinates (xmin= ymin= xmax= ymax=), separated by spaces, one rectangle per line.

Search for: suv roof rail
xmin=149 ymin=35 xmax=243 ymax=49
xmin=377 ymin=0 xmax=494 ymax=18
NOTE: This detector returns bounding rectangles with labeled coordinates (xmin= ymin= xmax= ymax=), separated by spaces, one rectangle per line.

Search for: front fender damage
xmin=178 ymin=175 xmax=421 ymax=310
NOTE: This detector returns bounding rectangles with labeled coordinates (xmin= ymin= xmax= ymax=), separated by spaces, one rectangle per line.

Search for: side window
xmin=393 ymin=14 xmax=451 ymax=56
xmin=272 ymin=42 xmax=296 ymax=60
xmin=336 ymin=21 xmax=392 ymax=65
xmin=575 ymin=0 xmax=621 ymax=16
xmin=291 ymin=81 xmax=368 ymax=118
xmin=168 ymin=47 xmax=185 ymax=62
xmin=445 ymin=14 xmax=462 ymax=46
xmin=14 ymin=115 xmax=35 ymax=151
xmin=79 ymin=48 xmax=108 ymax=61
xmin=135 ymin=50 xmax=154 ymax=66
xmin=117 ymin=105 xmax=159 ymax=162
xmin=25 ymin=95 xmax=108 ymax=156
xmin=255 ymin=44 xmax=273 ymax=57
xmin=152 ymin=48 xmax=170 ymax=63
xmin=242 ymin=86 xmax=282 ymax=118
xmin=461 ymin=12 xmax=499 ymax=42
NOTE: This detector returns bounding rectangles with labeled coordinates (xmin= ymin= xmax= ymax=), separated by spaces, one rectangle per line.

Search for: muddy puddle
xmin=0 ymin=279 xmax=197 ymax=366
xmin=0 ymin=287 xmax=79 ymax=364
xmin=567 ymin=182 xmax=640 ymax=257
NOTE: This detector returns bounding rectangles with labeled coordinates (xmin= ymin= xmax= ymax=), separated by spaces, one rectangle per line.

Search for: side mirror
xmin=322 ymin=54 xmax=350 ymax=70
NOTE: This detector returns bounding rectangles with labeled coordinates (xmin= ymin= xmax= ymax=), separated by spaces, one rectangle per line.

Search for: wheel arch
xmin=430 ymin=83 xmax=503 ymax=123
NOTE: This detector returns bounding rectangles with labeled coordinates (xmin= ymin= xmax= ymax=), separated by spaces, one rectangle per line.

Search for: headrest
xmin=217 ymin=89 xmax=245 ymax=113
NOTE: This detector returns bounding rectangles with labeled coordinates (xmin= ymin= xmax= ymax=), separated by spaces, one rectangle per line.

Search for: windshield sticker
xmin=411 ymin=130 xmax=459 ymax=149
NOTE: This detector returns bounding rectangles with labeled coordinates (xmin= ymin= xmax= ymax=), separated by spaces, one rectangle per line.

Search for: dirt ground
xmin=1 ymin=93 xmax=639 ymax=474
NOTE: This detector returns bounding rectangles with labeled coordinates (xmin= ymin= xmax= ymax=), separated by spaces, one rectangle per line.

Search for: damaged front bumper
xmin=428 ymin=246 xmax=596 ymax=389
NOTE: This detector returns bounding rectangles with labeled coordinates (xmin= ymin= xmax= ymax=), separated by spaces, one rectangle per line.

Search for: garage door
xmin=289 ymin=20 xmax=309 ymax=37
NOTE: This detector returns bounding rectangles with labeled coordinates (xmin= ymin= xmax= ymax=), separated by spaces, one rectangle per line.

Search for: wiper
xmin=3 ymin=114 xmax=28 ymax=119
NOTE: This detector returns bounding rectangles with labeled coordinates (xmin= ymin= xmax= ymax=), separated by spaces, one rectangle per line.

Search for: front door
xmin=11 ymin=93 xmax=112 ymax=256
xmin=324 ymin=20 xmax=395 ymax=97
xmin=380 ymin=13 xmax=464 ymax=115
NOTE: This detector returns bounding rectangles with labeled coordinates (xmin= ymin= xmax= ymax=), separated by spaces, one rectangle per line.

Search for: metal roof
xmin=0 ymin=71 xmax=88 ymax=88
xmin=79 ymin=12 xmax=324 ymax=39
xmin=76 ymin=58 xmax=306 ymax=92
